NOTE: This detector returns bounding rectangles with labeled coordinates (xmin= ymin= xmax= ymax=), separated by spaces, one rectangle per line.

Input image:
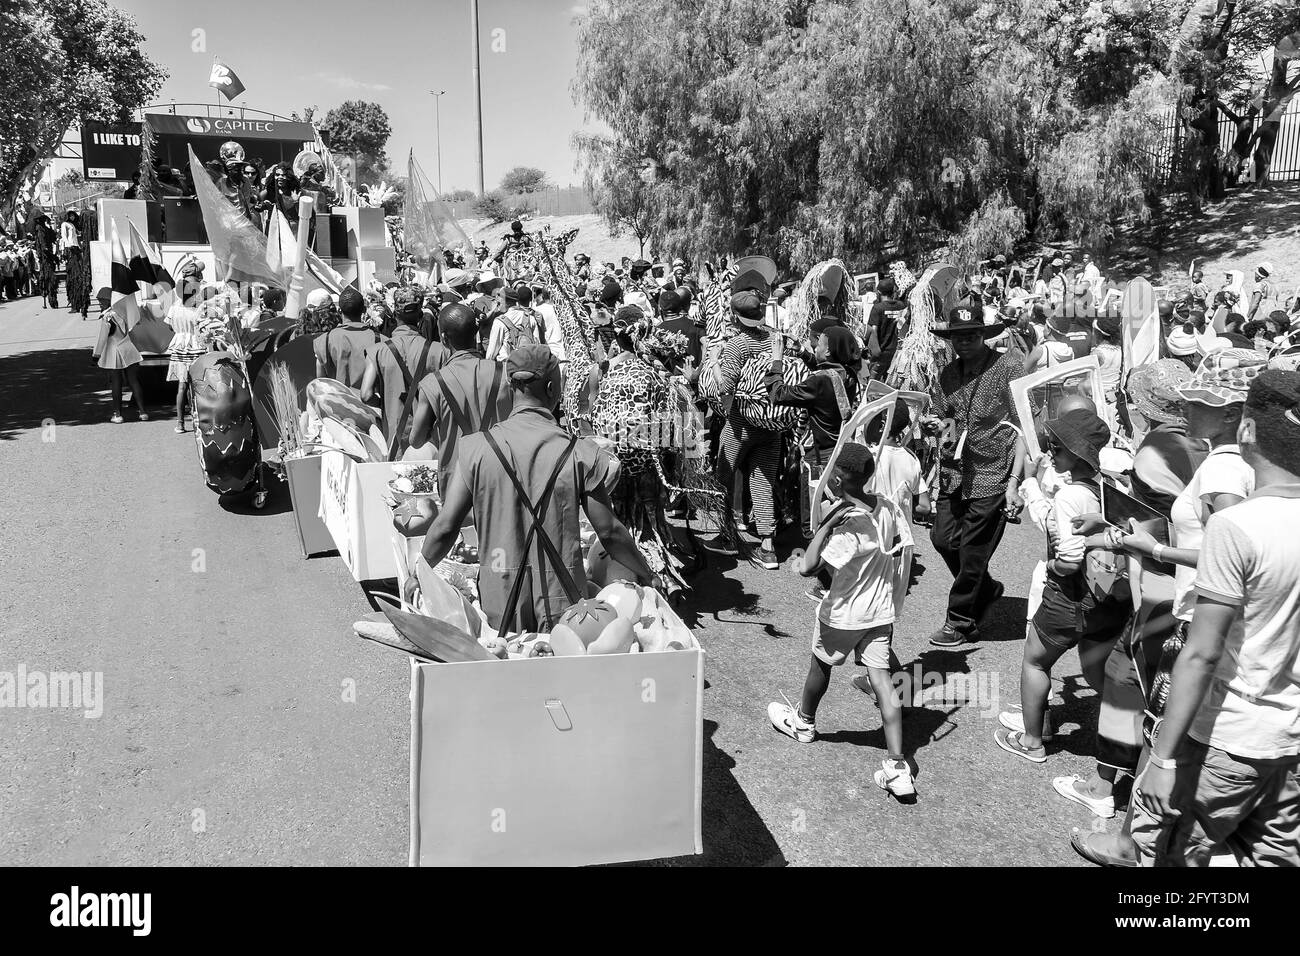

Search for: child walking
xmin=767 ymin=443 xmax=917 ymax=799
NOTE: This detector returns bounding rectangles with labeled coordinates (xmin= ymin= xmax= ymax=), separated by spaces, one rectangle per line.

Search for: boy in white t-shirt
xmin=1133 ymin=370 xmax=1300 ymax=866
xmin=768 ymin=443 xmax=916 ymax=799
xmin=867 ymin=400 xmax=932 ymax=519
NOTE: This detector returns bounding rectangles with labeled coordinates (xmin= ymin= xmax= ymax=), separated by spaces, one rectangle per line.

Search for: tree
xmin=473 ymin=191 xmax=519 ymax=223
xmin=54 ymin=169 xmax=84 ymax=187
xmin=318 ymin=101 xmax=393 ymax=189
xmin=500 ymin=166 xmax=550 ymax=193
xmin=579 ymin=135 xmax=652 ymax=256
xmin=0 ymin=0 xmax=165 ymax=225
xmin=573 ymin=0 xmax=1293 ymax=271
xmin=443 ymin=188 xmax=476 ymax=202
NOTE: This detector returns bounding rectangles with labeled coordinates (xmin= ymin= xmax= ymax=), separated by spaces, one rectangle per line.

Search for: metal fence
xmin=1156 ymin=98 xmax=1300 ymax=184
xmin=447 ymin=185 xmax=595 ymax=220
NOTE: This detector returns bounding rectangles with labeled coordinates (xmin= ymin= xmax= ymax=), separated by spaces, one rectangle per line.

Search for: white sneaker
xmin=998 ymin=708 xmax=1054 ymax=743
xmin=768 ymin=701 xmax=816 ymax=743
xmin=874 ymin=759 xmax=916 ymax=798
xmin=1052 ymin=774 xmax=1115 ymax=819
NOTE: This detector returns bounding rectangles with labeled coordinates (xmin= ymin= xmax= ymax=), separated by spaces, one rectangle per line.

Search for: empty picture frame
xmin=812 ymin=390 xmax=897 ymax=524
xmin=1011 ymin=355 xmax=1104 ymax=461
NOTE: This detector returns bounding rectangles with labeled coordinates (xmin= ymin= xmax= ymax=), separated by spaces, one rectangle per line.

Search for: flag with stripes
xmin=125 ymin=218 xmax=174 ymax=298
xmin=108 ymin=219 xmax=141 ymax=334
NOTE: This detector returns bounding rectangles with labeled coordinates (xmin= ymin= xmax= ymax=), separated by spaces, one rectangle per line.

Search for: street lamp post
xmin=428 ymin=90 xmax=446 ymax=194
xmin=470 ymin=0 xmax=485 ymax=196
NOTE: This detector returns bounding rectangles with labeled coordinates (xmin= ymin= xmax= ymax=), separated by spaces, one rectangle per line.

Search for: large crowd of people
xmin=44 ymin=166 xmax=1300 ymax=865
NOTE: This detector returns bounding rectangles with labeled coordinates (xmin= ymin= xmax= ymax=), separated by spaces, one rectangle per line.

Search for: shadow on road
xmin=0 ymin=345 xmax=176 ymax=441
xmin=636 ymin=719 xmax=787 ymax=867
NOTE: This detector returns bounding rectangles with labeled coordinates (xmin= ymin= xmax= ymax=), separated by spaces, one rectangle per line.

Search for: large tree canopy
xmin=0 ymin=0 xmax=165 ymax=225
xmin=574 ymin=0 xmax=1298 ymax=271
xmin=318 ymin=100 xmax=394 ymax=185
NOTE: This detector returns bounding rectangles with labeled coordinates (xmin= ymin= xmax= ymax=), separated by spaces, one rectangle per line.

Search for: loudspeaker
xmin=313 ymin=213 xmax=350 ymax=257
xmin=160 ymin=198 xmax=205 ymax=244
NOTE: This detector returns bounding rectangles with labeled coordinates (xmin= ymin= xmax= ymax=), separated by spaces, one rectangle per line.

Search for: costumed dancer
xmin=586 ymin=311 xmax=703 ymax=598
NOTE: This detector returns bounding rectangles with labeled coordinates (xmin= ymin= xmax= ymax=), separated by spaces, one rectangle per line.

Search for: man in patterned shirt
xmin=926 ymin=304 xmax=1026 ymax=646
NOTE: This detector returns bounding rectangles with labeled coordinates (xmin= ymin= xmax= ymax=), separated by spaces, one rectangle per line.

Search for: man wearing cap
xmin=314 ymin=287 xmax=381 ymax=391
xmin=437 ymin=267 xmax=475 ymax=303
xmin=411 ymin=344 xmax=654 ymax=632
xmin=410 ymin=302 xmax=515 ymax=499
xmin=926 ymin=303 xmax=1027 ymax=646
xmin=361 ymin=287 xmax=448 ymax=457
xmin=713 ymin=275 xmax=782 ymax=569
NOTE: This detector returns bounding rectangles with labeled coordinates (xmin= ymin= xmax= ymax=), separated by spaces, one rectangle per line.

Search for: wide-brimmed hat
xmin=731 ymin=268 xmax=772 ymax=298
xmin=1126 ymin=359 xmax=1193 ymax=425
xmin=475 ymin=272 xmax=503 ymax=295
xmin=932 ymin=304 xmax=1006 ymax=338
xmin=441 ymin=268 xmax=472 ymax=289
xmin=1178 ymin=348 xmax=1267 ymax=407
xmin=1045 ymin=408 xmax=1110 ymax=472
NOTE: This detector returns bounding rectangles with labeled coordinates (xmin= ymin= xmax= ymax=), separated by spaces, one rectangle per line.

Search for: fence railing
xmin=447 ymin=185 xmax=595 ymax=221
xmin=1155 ymin=98 xmax=1300 ymax=184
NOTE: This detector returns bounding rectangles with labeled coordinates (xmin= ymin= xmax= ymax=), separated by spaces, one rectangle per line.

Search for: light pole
xmin=428 ymin=90 xmax=445 ymax=193
xmin=470 ymin=0 xmax=485 ymax=196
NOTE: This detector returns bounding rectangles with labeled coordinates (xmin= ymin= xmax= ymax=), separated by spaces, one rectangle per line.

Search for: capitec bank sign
xmin=81 ymin=114 xmax=319 ymax=181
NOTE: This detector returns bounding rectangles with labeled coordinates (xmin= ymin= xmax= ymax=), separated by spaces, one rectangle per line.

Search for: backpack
xmin=501 ymin=308 xmax=542 ymax=353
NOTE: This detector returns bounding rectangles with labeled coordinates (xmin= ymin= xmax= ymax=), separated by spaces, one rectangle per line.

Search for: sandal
xmin=994 ymin=727 xmax=1046 ymax=763
xmin=1070 ymin=828 xmax=1137 ymax=868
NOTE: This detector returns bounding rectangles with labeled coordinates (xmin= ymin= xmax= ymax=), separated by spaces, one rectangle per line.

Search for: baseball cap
xmin=305 ymin=288 xmax=333 ymax=309
xmin=731 ymin=289 xmax=765 ymax=325
xmin=507 ymin=344 xmax=560 ymax=386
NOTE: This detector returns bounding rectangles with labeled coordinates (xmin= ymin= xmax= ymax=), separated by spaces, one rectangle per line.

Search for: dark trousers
xmin=930 ymin=491 xmax=1008 ymax=637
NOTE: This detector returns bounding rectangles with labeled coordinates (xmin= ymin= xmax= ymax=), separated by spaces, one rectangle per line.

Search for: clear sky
xmin=111 ymin=0 xmax=592 ymax=192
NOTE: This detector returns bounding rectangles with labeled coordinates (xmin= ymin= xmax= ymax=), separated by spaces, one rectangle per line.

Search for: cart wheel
xmin=253 ymin=491 xmax=268 ymax=509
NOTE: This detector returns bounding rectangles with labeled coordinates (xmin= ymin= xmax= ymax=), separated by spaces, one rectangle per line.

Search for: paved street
xmin=1 ymin=294 xmax=1099 ymax=865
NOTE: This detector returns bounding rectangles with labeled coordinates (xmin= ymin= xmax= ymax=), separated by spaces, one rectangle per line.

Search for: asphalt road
xmin=0 ymin=293 xmax=1101 ymax=866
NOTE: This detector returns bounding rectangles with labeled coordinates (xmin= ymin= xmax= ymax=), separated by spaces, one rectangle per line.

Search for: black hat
xmin=731 ymin=268 xmax=771 ymax=298
xmin=598 ymin=279 xmax=622 ymax=306
xmin=931 ymin=303 xmax=1004 ymax=338
xmin=1045 ymin=408 xmax=1110 ymax=472
xmin=1093 ymin=314 xmax=1122 ymax=339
